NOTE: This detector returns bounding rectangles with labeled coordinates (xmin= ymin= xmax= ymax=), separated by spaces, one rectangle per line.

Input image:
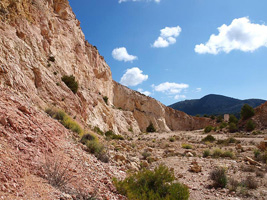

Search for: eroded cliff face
xmin=253 ymin=101 xmax=267 ymax=129
xmin=0 ymin=0 xmax=211 ymax=135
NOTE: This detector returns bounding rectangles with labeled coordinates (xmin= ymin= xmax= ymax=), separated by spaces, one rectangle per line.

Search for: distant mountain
xmin=169 ymin=94 xmax=266 ymax=116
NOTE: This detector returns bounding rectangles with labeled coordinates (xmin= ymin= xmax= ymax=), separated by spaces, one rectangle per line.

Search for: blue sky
xmin=69 ymin=0 xmax=267 ymax=105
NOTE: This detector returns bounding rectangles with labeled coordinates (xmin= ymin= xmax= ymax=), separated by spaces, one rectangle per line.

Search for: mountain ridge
xmin=169 ymin=94 xmax=266 ymax=116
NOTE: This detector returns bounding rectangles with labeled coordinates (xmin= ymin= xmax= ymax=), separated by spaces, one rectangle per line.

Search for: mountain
xmin=169 ymin=94 xmax=266 ymax=116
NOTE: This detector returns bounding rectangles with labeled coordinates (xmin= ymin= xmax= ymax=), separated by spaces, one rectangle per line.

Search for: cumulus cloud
xmin=195 ymin=17 xmax=267 ymax=54
xmin=174 ymin=95 xmax=186 ymax=100
xmin=119 ymin=0 xmax=160 ymax=3
xmin=137 ymin=88 xmax=151 ymax=96
xmin=152 ymin=26 xmax=182 ymax=48
xmin=112 ymin=47 xmax=137 ymax=62
xmin=152 ymin=82 xmax=189 ymax=94
xmin=120 ymin=67 xmax=148 ymax=86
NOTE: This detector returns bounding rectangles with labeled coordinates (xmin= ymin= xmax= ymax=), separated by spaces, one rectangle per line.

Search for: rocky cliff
xmin=253 ymin=101 xmax=267 ymax=129
xmin=0 ymin=0 xmax=211 ymax=136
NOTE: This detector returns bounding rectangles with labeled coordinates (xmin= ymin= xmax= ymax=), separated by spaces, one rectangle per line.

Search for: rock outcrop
xmin=0 ymin=0 xmax=211 ymax=136
xmin=253 ymin=101 xmax=267 ymax=129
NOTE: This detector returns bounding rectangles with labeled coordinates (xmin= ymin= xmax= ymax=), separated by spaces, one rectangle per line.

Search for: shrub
xmin=217 ymin=137 xmax=238 ymax=146
xmin=210 ymin=167 xmax=227 ymax=188
xmin=212 ymin=148 xmax=223 ymax=158
xmin=219 ymin=122 xmax=227 ymax=129
xmin=61 ymin=75 xmax=78 ymax=94
xmin=203 ymin=149 xmax=210 ymax=158
xmin=246 ymin=120 xmax=255 ymax=132
xmin=48 ymin=56 xmax=55 ymax=62
xmin=182 ymin=144 xmax=193 ymax=149
xmin=222 ymin=150 xmax=234 ymax=159
xmin=94 ymin=126 xmax=103 ymax=135
xmin=113 ymin=164 xmax=189 ymax=200
xmin=146 ymin=122 xmax=156 ymax=133
xmin=46 ymin=108 xmax=83 ymax=135
xmin=229 ymin=115 xmax=238 ymax=124
xmin=105 ymin=130 xmax=124 ymax=140
xmin=169 ymin=137 xmax=175 ymax=142
xmin=103 ymin=96 xmax=108 ymax=105
xmin=228 ymin=178 xmax=239 ymax=192
xmin=241 ymin=104 xmax=255 ymax=120
xmin=255 ymin=170 xmax=265 ymax=178
xmin=42 ymin=156 xmax=73 ymax=190
xmin=216 ymin=115 xmax=223 ymax=123
xmin=204 ymin=126 xmax=213 ymax=133
xmin=202 ymin=135 xmax=216 ymax=143
xmin=80 ymin=133 xmax=96 ymax=144
xmin=84 ymin=139 xmax=109 ymax=163
xmin=242 ymin=176 xmax=258 ymax=189
xmin=228 ymin=122 xmax=238 ymax=133
xmin=142 ymin=151 xmax=151 ymax=160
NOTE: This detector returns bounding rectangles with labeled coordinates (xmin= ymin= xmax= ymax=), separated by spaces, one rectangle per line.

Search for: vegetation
xmin=229 ymin=114 xmax=238 ymax=124
xmin=103 ymin=96 xmax=108 ymax=105
xmin=105 ymin=130 xmax=124 ymax=140
xmin=202 ymin=135 xmax=216 ymax=143
xmin=203 ymin=149 xmax=211 ymax=158
xmin=211 ymin=148 xmax=234 ymax=159
xmin=241 ymin=104 xmax=255 ymax=120
xmin=45 ymin=108 xmax=83 ymax=134
xmin=48 ymin=56 xmax=55 ymax=62
xmin=204 ymin=126 xmax=213 ymax=133
xmin=169 ymin=137 xmax=175 ymax=142
xmin=210 ymin=167 xmax=227 ymax=188
xmin=146 ymin=122 xmax=156 ymax=133
xmin=217 ymin=137 xmax=239 ymax=146
xmin=113 ymin=164 xmax=189 ymax=200
xmin=228 ymin=122 xmax=238 ymax=133
xmin=216 ymin=115 xmax=223 ymax=123
xmin=181 ymin=144 xmax=193 ymax=149
xmin=246 ymin=120 xmax=255 ymax=132
xmin=45 ymin=108 xmax=108 ymax=162
xmin=94 ymin=126 xmax=104 ymax=135
xmin=219 ymin=122 xmax=227 ymax=129
xmin=61 ymin=75 xmax=78 ymax=94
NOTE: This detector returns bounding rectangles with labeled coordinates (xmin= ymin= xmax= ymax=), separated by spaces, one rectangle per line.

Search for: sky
xmin=68 ymin=0 xmax=267 ymax=106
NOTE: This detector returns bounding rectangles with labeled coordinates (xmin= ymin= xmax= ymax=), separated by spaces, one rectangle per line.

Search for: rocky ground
xmin=109 ymin=130 xmax=267 ymax=200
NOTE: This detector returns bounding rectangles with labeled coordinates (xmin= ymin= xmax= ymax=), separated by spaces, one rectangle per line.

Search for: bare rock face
xmin=113 ymin=82 xmax=212 ymax=132
xmin=0 ymin=0 xmax=211 ymax=136
xmin=253 ymin=101 xmax=267 ymax=129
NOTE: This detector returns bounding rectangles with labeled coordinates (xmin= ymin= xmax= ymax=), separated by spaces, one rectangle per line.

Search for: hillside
xmin=169 ymin=94 xmax=266 ymax=116
xmin=0 ymin=0 xmax=213 ymax=199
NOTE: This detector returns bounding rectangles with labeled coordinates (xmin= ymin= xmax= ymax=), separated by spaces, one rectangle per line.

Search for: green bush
xmin=105 ymin=130 xmax=124 ymax=140
xmin=246 ymin=120 xmax=255 ymax=132
xmin=103 ymin=96 xmax=108 ymax=105
xmin=61 ymin=75 xmax=78 ymax=94
xmin=210 ymin=167 xmax=227 ymax=188
xmin=48 ymin=56 xmax=55 ymax=62
xmin=169 ymin=137 xmax=175 ymax=142
xmin=241 ymin=104 xmax=255 ymax=120
xmin=45 ymin=108 xmax=83 ymax=135
xmin=94 ymin=126 xmax=104 ymax=135
xmin=217 ymin=137 xmax=239 ymax=146
xmin=222 ymin=151 xmax=234 ymax=159
xmin=219 ymin=122 xmax=227 ymax=129
xmin=202 ymin=135 xmax=216 ymax=143
xmin=146 ymin=122 xmax=156 ymax=133
xmin=229 ymin=115 xmax=238 ymax=124
xmin=216 ymin=115 xmax=223 ymax=123
xmin=182 ymin=144 xmax=193 ymax=149
xmin=203 ymin=149 xmax=211 ymax=158
xmin=228 ymin=122 xmax=238 ymax=133
xmin=212 ymin=148 xmax=223 ymax=158
xmin=204 ymin=126 xmax=213 ymax=133
xmin=113 ymin=164 xmax=189 ymax=200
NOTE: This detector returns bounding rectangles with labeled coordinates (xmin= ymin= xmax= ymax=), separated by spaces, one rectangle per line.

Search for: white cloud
xmin=152 ymin=82 xmax=189 ymax=94
xmin=152 ymin=26 xmax=182 ymax=48
xmin=137 ymin=88 xmax=151 ymax=96
xmin=195 ymin=17 xmax=267 ymax=54
xmin=120 ymin=67 xmax=148 ymax=86
xmin=112 ymin=47 xmax=137 ymax=62
xmin=196 ymin=88 xmax=202 ymax=92
xmin=119 ymin=0 xmax=160 ymax=3
xmin=174 ymin=95 xmax=186 ymax=100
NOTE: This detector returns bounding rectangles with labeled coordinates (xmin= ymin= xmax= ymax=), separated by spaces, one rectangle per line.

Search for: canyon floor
xmin=109 ymin=129 xmax=267 ymax=200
